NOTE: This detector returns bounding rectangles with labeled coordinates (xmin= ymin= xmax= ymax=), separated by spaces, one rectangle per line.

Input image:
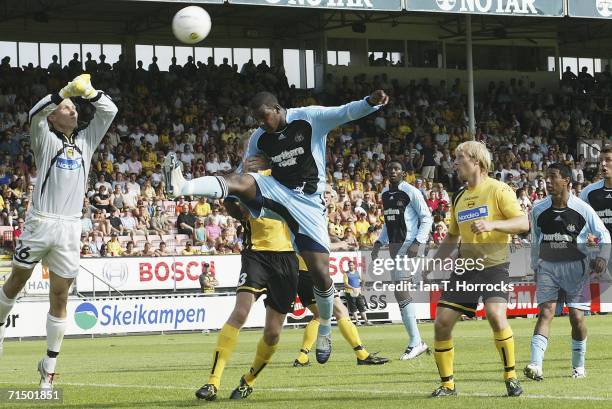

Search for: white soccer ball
xmin=172 ymin=6 xmax=211 ymax=45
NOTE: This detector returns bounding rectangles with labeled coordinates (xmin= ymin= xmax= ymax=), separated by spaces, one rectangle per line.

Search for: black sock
xmin=47 ymin=350 xmax=59 ymax=358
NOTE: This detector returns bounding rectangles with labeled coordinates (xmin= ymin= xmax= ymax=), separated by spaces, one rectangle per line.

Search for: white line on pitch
xmin=1 ymin=381 xmax=610 ymax=401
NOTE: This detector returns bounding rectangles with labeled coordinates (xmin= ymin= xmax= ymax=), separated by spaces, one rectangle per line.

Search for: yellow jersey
xmin=449 ymin=177 xmax=524 ymax=267
xmin=241 ymin=168 xmax=294 ymax=253
xmin=243 ymin=215 xmax=293 ymax=252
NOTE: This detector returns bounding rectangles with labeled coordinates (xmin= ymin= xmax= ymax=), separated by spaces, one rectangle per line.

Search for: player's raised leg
xmin=195 ymin=292 xmax=254 ymax=401
xmin=167 ymin=90 xmax=388 ymax=367
xmin=229 ymin=306 xmax=285 ymax=400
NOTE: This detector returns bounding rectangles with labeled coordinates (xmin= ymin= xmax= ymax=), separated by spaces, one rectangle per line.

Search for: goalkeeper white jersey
xmin=28 ymin=92 xmax=117 ymax=218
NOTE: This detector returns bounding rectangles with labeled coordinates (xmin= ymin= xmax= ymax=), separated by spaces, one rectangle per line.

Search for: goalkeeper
xmin=0 ymin=74 xmax=117 ymax=391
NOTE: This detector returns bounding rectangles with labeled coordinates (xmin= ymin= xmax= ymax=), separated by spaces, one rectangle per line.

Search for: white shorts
xmin=12 ymin=210 xmax=81 ymax=279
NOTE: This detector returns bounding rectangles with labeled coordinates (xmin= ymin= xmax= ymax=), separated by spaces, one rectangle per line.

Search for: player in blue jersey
xmin=371 ymin=161 xmax=432 ymax=360
xmin=526 ymin=163 xmax=610 ymax=381
xmin=164 ymin=90 xmax=388 ymax=363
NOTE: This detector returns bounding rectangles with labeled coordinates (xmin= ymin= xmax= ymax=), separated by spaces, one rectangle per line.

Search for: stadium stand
xmin=0 ymin=53 xmax=611 ymax=257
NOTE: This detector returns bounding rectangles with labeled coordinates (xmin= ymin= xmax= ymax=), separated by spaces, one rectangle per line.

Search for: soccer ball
xmin=172 ymin=6 xmax=211 ymax=44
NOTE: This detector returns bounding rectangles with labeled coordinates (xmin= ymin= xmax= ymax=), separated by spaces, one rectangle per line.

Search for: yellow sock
xmin=207 ymin=323 xmax=240 ymax=389
xmin=338 ymin=317 xmax=369 ymax=360
xmin=494 ymin=327 xmax=517 ymax=380
xmin=297 ymin=320 xmax=319 ymax=364
xmin=434 ymin=339 xmax=455 ymax=389
xmin=244 ymin=337 xmax=277 ymax=386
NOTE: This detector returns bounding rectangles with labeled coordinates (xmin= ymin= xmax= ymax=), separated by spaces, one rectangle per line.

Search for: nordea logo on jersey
xmin=56 ymin=149 xmax=82 ymax=170
xmin=458 ymin=206 xmax=489 ymax=223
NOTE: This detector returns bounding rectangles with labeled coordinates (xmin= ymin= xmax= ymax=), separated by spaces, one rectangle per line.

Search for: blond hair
xmin=455 ymin=141 xmax=492 ymax=173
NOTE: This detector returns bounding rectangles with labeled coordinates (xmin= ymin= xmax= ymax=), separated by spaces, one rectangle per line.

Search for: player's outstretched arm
xmin=82 ymin=76 xmax=118 ymax=147
xmin=87 ymin=92 xmax=118 ymax=142
xmin=311 ymin=90 xmax=389 ymax=133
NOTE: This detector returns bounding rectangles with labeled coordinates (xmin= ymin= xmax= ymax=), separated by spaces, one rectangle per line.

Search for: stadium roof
xmin=0 ymin=0 xmax=611 ymax=50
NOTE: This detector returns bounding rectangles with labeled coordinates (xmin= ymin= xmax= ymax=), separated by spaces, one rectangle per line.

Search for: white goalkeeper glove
xmin=59 ymin=74 xmax=97 ymax=99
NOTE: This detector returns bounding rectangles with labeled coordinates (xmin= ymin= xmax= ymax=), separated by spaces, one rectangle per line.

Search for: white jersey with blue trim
xmin=377 ymin=181 xmax=433 ymax=251
xmin=531 ymin=194 xmax=611 ymax=270
xmin=28 ymin=91 xmax=118 ymax=217
xmin=245 ymin=97 xmax=380 ymax=195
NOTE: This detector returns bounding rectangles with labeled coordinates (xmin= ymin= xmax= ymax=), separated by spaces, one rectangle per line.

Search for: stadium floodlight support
xmin=466 ymin=14 xmax=475 ymax=140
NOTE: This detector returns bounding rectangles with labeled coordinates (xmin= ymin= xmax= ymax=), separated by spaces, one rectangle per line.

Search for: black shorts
xmin=347 ymin=294 xmax=367 ymax=313
xmin=438 ymin=263 xmax=510 ymax=318
xmin=296 ymin=270 xmax=338 ymax=308
xmin=237 ymin=250 xmax=299 ymax=314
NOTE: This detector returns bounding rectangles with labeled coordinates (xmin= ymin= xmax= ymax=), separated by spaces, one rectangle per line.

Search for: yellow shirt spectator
xmin=96 ymin=160 xmax=113 ymax=174
xmin=194 ymin=201 xmax=211 ymax=217
xmin=520 ymin=160 xmax=532 ymax=171
xmin=159 ymin=132 xmax=170 ymax=146
xmin=354 ymin=218 xmax=370 ymax=237
xmin=404 ymin=172 xmax=417 ymax=185
xmin=359 ymin=230 xmax=378 ymax=247
xmin=106 ymin=239 xmax=123 ymax=256
xmin=182 ymin=245 xmax=199 ymax=255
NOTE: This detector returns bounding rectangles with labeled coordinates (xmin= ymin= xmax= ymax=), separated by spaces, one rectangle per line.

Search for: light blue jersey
xmin=244 ymin=97 xmax=382 ymax=252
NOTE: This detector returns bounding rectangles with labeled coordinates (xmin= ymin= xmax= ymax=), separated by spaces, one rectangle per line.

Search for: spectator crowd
xmin=0 ymin=52 xmax=611 ymax=258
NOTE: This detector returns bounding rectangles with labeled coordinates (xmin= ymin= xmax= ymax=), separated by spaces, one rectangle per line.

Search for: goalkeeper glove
xmin=59 ymin=74 xmax=97 ymax=99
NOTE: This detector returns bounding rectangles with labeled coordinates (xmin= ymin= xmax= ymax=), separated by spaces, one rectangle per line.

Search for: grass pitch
xmin=1 ymin=316 xmax=612 ymax=408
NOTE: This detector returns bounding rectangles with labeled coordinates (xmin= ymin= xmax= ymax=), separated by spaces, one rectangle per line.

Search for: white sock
xmin=45 ymin=314 xmax=67 ymax=373
xmin=181 ymin=176 xmax=228 ymax=199
xmin=0 ymin=288 xmax=16 ymax=325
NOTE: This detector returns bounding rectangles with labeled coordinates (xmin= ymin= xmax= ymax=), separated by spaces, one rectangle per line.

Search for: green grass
xmin=1 ymin=316 xmax=612 ymax=408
